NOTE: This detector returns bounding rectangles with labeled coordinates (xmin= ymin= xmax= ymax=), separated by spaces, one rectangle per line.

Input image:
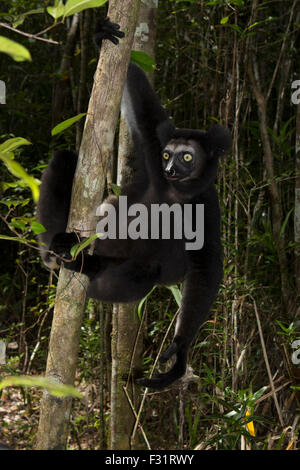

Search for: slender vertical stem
xmin=36 ymin=1 xmax=141 ymax=449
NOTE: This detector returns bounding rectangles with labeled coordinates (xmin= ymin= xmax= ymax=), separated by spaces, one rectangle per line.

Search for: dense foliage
xmin=0 ymin=0 xmax=299 ymax=450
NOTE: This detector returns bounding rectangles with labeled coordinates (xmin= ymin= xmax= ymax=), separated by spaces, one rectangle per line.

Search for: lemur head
xmin=161 ymin=138 xmax=205 ymax=183
xmin=158 ymin=122 xmax=232 ymax=191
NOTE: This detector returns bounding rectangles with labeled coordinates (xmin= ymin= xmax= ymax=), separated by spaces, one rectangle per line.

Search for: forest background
xmin=0 ymin=0 xmax=299 ymax=451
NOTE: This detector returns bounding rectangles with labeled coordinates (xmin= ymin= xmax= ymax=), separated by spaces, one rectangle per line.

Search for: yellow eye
xmin=183 ymin=153 xmax=193 ymax=162
xmin=163 ymin=152 xmax=170 ymax=160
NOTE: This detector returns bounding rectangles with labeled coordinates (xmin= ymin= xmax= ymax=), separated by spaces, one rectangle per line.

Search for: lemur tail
xmin=37 ymin=150 xmax=78 ymax=269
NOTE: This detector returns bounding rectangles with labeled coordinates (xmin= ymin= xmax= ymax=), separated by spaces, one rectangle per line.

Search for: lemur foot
xmin=50 ymin=232 xmax=81 ymax=262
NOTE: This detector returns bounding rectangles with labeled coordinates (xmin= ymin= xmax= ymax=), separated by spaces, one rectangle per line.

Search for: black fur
xmin=37 ymin=19 xmax=231 ymax=390
xmin=93 ymin=17 xmax=125 ymax=48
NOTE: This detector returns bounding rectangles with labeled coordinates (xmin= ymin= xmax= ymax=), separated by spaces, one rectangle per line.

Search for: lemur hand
xmin=94 ymin=17 xmax=125 ymax=49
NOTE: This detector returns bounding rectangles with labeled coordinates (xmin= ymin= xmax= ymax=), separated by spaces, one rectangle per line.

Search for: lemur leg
xmin=49 ymin=232 xmax=160 ymax=303
xmin=37 ymin=150 xmax=78 ymax=269
xmin=87 ymin=257 xmax=160 ymax=303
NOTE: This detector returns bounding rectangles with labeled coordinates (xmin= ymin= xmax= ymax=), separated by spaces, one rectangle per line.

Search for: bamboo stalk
xmin=250 ymin=295 xmax=284 ymax=427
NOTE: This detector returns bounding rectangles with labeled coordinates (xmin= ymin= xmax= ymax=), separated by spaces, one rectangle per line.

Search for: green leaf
xmin=220 ymin=16 xmax=229 ymax=25
xmin=137 ymin=286 xmax=157 ymax=319
xmin=0 ymin=375 xmax=83 ymax=399
xmin=10 ymin=219 xmax=27 ymax=231
xmin=1 ymin=182 xmax=19 ymax=192
xmin=0 ymin=152 xmax=39 ymax=202
xmin=252 ymin=386 xmax=268 ymax=402
xmin=12 ymin=8 xmax=45 ymax=28
xmin=275 ymin=320 xmax=292 ymax=334
xmin=277 ymin=208 xmax=294 ymax=244
xmin=229 ymin=0 xmax=244 ymax=5
xmin=0 ymin=234 xmax=32 ymax=245
xmin=0 ymin=36 xmax=31 ymax=62
xmin=63 ymin=0 xmax=108 ymax=18
xmin=51 ymin=113 xmax=86 ymax=136
xmin=130 ymin=51 xmax=156 ymax=73
xmin=111 ymin=183 xmax=121 ymax=197
xmin=166 ymin=284 xmax=182 ymax=307
xmin=31 ymin=221 xmax=46 ymax=235
xmin=0 ymin=137 xmax=31 ymax=154
xmin=70 ymin=233 xmax=99 ymax=259
xmin=246 ymin=21 xmax=259 ymax=31
xmin=47 ymin=4 xmax=66 ymax=20
xmin=0 ymin=198 xmax=30 ymax=208
xmin=227 ymin=24 xmax=243 ymax=34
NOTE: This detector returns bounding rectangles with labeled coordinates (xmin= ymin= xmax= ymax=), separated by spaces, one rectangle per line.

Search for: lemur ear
xmin=205 ymin=125 xmax=232 ymax=159
xmin=156 ymin=120 xmax=175 ymax=148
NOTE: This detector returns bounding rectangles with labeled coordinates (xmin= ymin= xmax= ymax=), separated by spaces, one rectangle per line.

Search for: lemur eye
xmin=163 ymin=152 xmax=170 ymax=160
xmin=183 ymin=153 xmax=193 ymax=162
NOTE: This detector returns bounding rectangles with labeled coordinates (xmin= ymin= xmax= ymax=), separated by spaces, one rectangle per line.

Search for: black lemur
xmin=37 ymin=18 xmax=232 ymax=390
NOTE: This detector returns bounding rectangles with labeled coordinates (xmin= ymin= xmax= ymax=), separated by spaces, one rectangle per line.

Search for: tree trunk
xmin=35 ymin=0 xmax=141 ymax=450
xmin=248 ymin=57 xmax=290 ymax=307
xmin=76 ymin=10 xmax=91 ymax=151
xmin=110 ymin=304 xmax=144 ymax=449
xmin=110 ymin=0 xmax=157 ymax=450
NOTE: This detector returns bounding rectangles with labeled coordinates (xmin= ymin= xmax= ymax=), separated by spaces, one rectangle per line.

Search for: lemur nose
xmin=165 ymin=167 xmax=176 ymax=177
